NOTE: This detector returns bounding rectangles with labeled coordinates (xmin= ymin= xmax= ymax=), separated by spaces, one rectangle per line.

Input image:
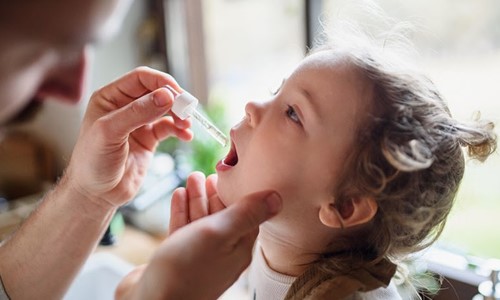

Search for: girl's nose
xmin=35 ymin=47 xmax=89 ymax=104
xmin=244 ymin=101 xmax=262 ymax=128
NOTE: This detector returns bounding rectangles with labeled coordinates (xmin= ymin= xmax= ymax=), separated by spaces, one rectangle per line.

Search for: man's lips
xmin=4 ymin=98 xmax=43 ymax=126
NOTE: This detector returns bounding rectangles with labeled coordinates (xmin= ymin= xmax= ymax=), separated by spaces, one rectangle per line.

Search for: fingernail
xmin=265 ymin=192 xmax=282 ymax=215
xmin=154 ymin=92 xmax=168 ymax=107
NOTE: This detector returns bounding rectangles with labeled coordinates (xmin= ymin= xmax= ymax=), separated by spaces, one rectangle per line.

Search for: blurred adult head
xmin=0 ymin=0 xmax=133 ymax=126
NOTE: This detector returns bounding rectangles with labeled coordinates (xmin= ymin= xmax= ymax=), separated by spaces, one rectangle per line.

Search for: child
xmin=169 ymin=25 xmax=497 ymax=300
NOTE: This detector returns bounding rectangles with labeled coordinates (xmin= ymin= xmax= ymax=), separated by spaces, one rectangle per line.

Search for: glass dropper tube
xmin=166 ymin=85 xmax=228 ymax=147
xmin=190 ymin=109 xmax=228 ymax=147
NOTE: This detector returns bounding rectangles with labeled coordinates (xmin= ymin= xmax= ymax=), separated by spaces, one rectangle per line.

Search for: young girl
xmin=168 ymin=27 xmax=497 ymax=300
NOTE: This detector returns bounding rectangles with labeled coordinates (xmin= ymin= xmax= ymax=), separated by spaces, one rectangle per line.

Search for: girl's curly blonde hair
xmin=314 ymin=21 xmax=497 ymax=272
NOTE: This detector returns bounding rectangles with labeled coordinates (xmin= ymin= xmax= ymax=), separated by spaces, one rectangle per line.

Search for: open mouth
xmin=223 ymin=141 xmax=239 ymax=166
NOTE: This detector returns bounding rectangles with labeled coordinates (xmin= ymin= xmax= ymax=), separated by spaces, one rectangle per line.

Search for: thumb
xmin=103 ymin=87 xmax=173 ymax=141
xmin=217 ymin=191 xmax=282 ymax=237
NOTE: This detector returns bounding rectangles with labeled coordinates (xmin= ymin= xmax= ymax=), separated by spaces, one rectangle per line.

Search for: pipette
xmin=165 ymin=85 xmax=228 ymax=147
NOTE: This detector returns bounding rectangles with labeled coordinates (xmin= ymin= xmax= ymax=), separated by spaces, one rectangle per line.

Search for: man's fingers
xmin=99 ymin=67 xmax=180 ymax=108
xmin=151 ymin=117 xmax=193 ymax=143
xmin=99 ymin=87 xmax=173 ymax=142
xmin=239 ymin=227 xmax=260 ymax=254
xmin=217 ymin=191 xmax=282 ymax=237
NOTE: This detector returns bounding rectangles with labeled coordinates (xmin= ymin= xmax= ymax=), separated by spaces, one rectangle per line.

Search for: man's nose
xmin=35 ymin=48 xmax=89 ymax=104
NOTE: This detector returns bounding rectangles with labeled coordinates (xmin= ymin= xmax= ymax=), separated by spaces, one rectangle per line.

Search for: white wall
xmin=88 ymin=0 xmax=147 ymax=93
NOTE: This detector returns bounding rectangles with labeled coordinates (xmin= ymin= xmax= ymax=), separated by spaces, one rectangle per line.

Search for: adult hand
xmin=0 ymin=67 xmax=193 ymax=300
xmin=115 ymin=174 xmax=282 ymax=300
xmin=65 ymin=67 xmax=192 ymax=208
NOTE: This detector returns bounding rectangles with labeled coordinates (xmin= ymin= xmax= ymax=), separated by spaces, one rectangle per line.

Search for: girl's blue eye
xmin=286 ymin=105 xmax=301 ymax=124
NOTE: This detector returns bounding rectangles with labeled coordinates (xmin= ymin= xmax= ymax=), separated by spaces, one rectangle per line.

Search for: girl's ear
xmin=319 ymin=197 xmax=378 ymax=229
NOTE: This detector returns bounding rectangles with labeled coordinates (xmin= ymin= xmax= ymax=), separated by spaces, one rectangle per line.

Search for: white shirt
xmin=248 ymin=244 xmax=296 ymax=299
xmin=246 ymin=244 xmax=402 ymax=300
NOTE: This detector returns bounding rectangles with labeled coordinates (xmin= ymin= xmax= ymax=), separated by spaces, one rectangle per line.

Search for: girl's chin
xmin=216 ymin=183 xmax=235 ymax=207
xmin=220 ymin=192 xmax=239 ymax=207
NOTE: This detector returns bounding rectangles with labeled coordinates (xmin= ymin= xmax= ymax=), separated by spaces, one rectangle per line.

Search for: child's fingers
xmin=169 ymin=188 xmax=188 ymax=234
xmin=185 ymin=172 xmax=209 ymax=222
xmin=206 ymin=174 xmax=225 ymax=213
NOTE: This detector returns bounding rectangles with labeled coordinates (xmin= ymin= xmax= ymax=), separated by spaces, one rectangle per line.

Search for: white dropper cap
xmin=170 ymin=90 xmax=198 ymax=120
xmin=165 ymin=85 xmax=228 ymax=147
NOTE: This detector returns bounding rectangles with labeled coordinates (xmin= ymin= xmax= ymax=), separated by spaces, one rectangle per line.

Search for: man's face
xmin=0 ymin=0 xmax=133 ymax=126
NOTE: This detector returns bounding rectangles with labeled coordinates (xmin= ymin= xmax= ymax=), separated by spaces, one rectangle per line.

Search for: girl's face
xmin=216 ymin=51 xmax=373 ymax=245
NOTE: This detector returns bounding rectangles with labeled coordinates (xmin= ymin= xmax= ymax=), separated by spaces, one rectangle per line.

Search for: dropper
xmin=165 ymin=85 xmax=228 ymax=147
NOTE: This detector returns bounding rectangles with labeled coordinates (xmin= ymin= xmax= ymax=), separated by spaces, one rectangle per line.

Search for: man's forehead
xmin=5 ymin=0 xmax=130 ymax=47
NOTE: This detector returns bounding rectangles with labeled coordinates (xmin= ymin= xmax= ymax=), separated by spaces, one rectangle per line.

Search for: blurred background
xmin=1 ymin=0 xmax=499 ymax=298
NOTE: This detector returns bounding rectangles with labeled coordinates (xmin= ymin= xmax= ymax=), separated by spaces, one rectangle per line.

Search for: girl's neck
xmin=257 ymin=226 xmax=325 ymax=277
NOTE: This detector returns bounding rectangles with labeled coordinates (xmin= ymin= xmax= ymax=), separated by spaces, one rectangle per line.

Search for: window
xmin=160 ymin=0 xmax=306 ymax=174
xmin=201 ymin=0 xmax=306 ymax=125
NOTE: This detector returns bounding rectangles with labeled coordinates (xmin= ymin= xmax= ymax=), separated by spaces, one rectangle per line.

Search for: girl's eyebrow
xmin=272 ymin=78 xmax=286 ymax=95
xmin=298 ymin=87 xmax=322 ymax=123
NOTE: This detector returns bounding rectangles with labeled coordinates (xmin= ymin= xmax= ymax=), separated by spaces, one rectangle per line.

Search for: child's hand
xmin=169 ymin=172 xmax=225 ymax=234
